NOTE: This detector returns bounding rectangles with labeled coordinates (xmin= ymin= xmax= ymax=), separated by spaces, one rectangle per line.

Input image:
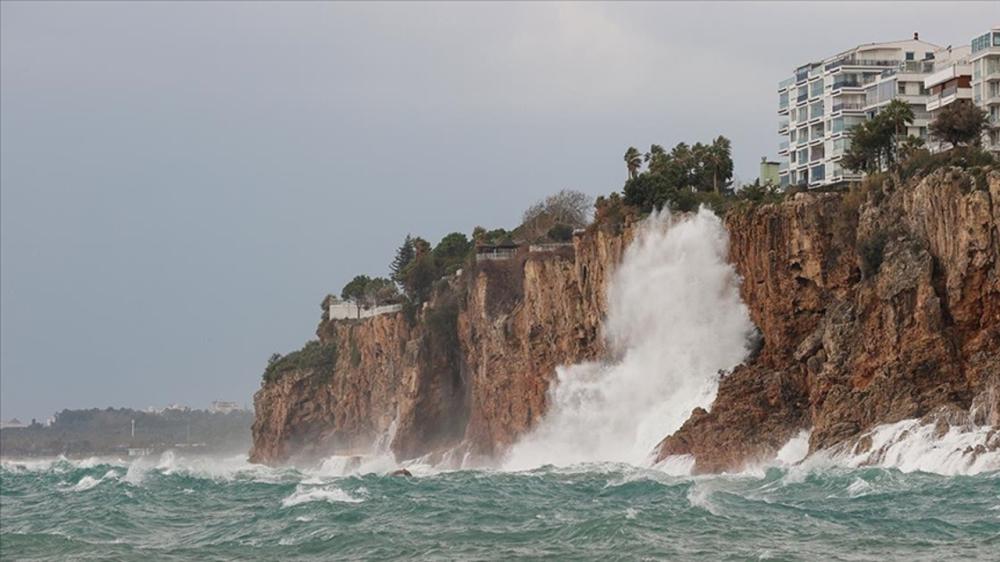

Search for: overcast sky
xmin=2 ymin=2 xmax=996 ymax=421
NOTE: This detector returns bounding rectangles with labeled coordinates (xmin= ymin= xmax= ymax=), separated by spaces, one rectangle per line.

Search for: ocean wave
xmin=280 ymin=484 xmax=365 ymax=507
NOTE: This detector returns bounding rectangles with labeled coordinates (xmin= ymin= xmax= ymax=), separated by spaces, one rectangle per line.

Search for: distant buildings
xmin=1 ymin=418 xmax=28 ymax=429
xmin=208 ymin=400 xmax=244 ymax=414
xmin=776 ymin=28 xmax=1000 ymax=189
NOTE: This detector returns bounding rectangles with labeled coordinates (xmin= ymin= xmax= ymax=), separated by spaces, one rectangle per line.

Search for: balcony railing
xmin=796 ymin=92 xmax=809 ymax=104
xmin=901 ymin=61 xmax=935 ymax=74
xmin=832 ymin=102 xmax=865 ymax=113
xmin=825 ymin=58 xmax=901 ymax=72
xmin=832 ymin=78 xmax=866 ymax=90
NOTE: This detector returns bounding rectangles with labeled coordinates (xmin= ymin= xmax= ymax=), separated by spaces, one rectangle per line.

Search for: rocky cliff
xmin=656 ymin=168 xmax=1000 ymax=472
xmin=250 ymin=222 xmax=634 ymax=465
xmin=251 ymin=168 xmax=999 ymax=471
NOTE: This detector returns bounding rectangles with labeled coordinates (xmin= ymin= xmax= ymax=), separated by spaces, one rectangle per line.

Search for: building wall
xmin=777 ymin=37 xmax=942 ymax=189
xmin=970 ymin=27 xmax=1000 ymax=152
xmin=328 ymin=302 xmax=402 ymax=320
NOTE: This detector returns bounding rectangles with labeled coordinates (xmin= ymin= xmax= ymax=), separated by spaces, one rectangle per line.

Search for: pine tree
xmin=390 ymin=235 xmax=415 ymax=285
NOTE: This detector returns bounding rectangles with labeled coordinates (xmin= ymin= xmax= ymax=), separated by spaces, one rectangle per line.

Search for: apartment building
xmin=777 ymin=34 xmax=941 ymax=188
xmin=971 ymin=27 xmax=1000 ymax=151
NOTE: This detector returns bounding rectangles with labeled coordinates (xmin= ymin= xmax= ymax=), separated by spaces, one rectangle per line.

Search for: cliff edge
xmin=251 ymin=168 xmax=999 ymax=472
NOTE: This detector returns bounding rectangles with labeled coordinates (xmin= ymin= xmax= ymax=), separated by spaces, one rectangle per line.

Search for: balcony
xmin=825 ymin=58 xmax=901 ymax=72
xmin=832 ymin=102 xmax=865 ymax=113
xmin=778 ymin=77 xmax=795 ymax=91
xmin=778 ymin=140 xmax=789 ymax=154
xmin=796 ymin=92 xmax=809 ymax=104
xmin=832 ymin=78 xmax=866 ymax=91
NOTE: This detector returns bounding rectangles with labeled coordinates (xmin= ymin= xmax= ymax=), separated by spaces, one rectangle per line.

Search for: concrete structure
xmin=528 ymin=242 xmax=574 ymax=253
xmin=759 ymin=157 xmax=780 ymax=186
xmin=475 ymin=243 xmax=519 ymax=262
xmin=971 ymin=27 xmax=1000 ymax=152
xmin=327 ymin=299 xmax=402 ymax=320
xmin=778 ymin=33 xmax=941 ymax=188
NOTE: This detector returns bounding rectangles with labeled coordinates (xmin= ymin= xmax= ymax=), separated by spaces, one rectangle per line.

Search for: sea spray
xmin=503 ymin=208 xmax=754 ymax=469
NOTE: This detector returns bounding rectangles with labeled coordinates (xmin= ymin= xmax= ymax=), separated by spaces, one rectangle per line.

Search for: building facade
xmin=777 ymin=34 xmax=941 ymax=189
xmin=971 ymin=27 xmax=1000 ymax=151
xmin=759 ymin=156 xmax=780 ymax=186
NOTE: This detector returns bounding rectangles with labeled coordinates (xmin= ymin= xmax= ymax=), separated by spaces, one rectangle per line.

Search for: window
xmin=994 ymin=32 xmax=1000 ymax=47
xmin=905 ymin=52 xmax=914 ymax=61
xmin=898 ymin=82 xmax=907 ymax=95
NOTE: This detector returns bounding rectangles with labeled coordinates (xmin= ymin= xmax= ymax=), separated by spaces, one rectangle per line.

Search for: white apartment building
xmin=971 ymin=27 xmax=1000 ymax=151
xmin=923 ymin=46 xmax=973 ymax=152
xmin=778 ymin=34 xmax=941 ymax=188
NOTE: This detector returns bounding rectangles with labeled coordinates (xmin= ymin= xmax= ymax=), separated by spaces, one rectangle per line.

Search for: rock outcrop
xmin=251 ymin=168 xmax=999 ymax=472
xmin=656 ymin=169 xmax=1000 ymax=472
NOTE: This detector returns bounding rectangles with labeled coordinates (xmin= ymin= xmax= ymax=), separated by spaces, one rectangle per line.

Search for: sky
xmin=2 ymin=2 xmax=997 ymax=421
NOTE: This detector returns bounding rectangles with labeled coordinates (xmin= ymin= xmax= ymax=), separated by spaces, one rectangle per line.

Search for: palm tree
xmin=624 ymin=146 xmax=642 ymax=180
xmin=705 ymin=136 xmax=733 ymax=194
xmin=879 ymin=99 xmax=915 ymax=167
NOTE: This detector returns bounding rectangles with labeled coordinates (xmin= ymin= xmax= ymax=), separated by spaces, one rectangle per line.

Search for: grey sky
xmin=2 ymin=2 xmax=996 ymax=421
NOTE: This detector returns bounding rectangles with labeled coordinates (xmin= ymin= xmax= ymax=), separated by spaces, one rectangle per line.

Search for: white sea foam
xmin=503 ymin=208 xmax=753 ymax=470
xmin=828 ymin=418 xmax=999 ymax=476
xmin=280 ymin=484 xmax=364 ymax=507
xmin=61 ymin=469 xmax=119 ymax=492
xmin=775 ymin=430 xmax=811 ymax=466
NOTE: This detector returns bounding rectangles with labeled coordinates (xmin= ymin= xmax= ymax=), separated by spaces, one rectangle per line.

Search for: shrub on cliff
xmin=857 ymin=229 xmax=890 ymax=279
xmin=263 ymin=340 xmax=338 ymax=384
xmin=898 ymin=146 xmax=996 ymax=182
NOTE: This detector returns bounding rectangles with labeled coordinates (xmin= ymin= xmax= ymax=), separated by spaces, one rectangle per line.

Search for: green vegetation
xmin=432 ymin=232 xmax=472 ymax=275
xmin=843 ymin=100 xmax=917 ymax=173
xmin=621 ymin=136 xmax=735 ymax=213
xmin=341 ymin=275 xmax=399 ymax=310
xmin=547 ymin=223 xmax=574 ymax=242
xmin=928 ymin=102 xmax=990 ymax=149
xmin=263 ymin=340 xmax=338 ymax=384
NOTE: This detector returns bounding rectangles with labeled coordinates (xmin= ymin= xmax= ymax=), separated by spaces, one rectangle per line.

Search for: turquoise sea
xmin=2 ymin=454 xmax=998 ymax=561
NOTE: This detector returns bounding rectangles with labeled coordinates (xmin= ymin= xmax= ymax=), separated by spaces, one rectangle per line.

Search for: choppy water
xmin=2 ymin=453 xmax=999 ymax=561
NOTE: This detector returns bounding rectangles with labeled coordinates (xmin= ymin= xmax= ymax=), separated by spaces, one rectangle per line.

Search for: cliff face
xmin=249 ymin=224 xmax=633 ymax=465
xmin=656 ymin=169 xmax=1000 ymax=472
xmin=251 ymin=168 xmax=999 ymax=472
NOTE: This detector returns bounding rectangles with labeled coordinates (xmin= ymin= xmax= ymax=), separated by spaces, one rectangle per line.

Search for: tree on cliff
xmin=518 ymin=189 xmax=593 ymax=241
xmin=390 ymin=235 xmax=416 ymax=286
xmin=433 ymin=232 xmax=472 ymax=274
xmin=929 ymin=102 xmax=989 ymax=148
xmin=702 ymin=136 xmax=734 ymax=194
xmin=341 ymin=275 xmax=372 ymax=306
xmin=843 ymin=100 xmax=915 ymax=173
xmin=624 ymin=146 xmax=642 ymax=180
xmin=341 ymin=275 xmax=398 ymax=310
xmin=621 ymin=136 xmax=734 ymax=212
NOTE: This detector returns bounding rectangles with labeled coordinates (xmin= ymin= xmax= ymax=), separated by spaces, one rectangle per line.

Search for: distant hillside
xmin=0 ymin=407 xmax=254 ymax=458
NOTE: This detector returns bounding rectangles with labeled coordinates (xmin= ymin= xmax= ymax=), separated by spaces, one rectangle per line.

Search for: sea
xmin=2 ymin=451 xmax=998 ymax=561
xmin=4 ymin=209 xmax=997 ymax=561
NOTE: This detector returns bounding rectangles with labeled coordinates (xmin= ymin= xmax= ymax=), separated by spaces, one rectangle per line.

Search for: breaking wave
xmin=504 ymin=208 xmax=754 ymax=469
